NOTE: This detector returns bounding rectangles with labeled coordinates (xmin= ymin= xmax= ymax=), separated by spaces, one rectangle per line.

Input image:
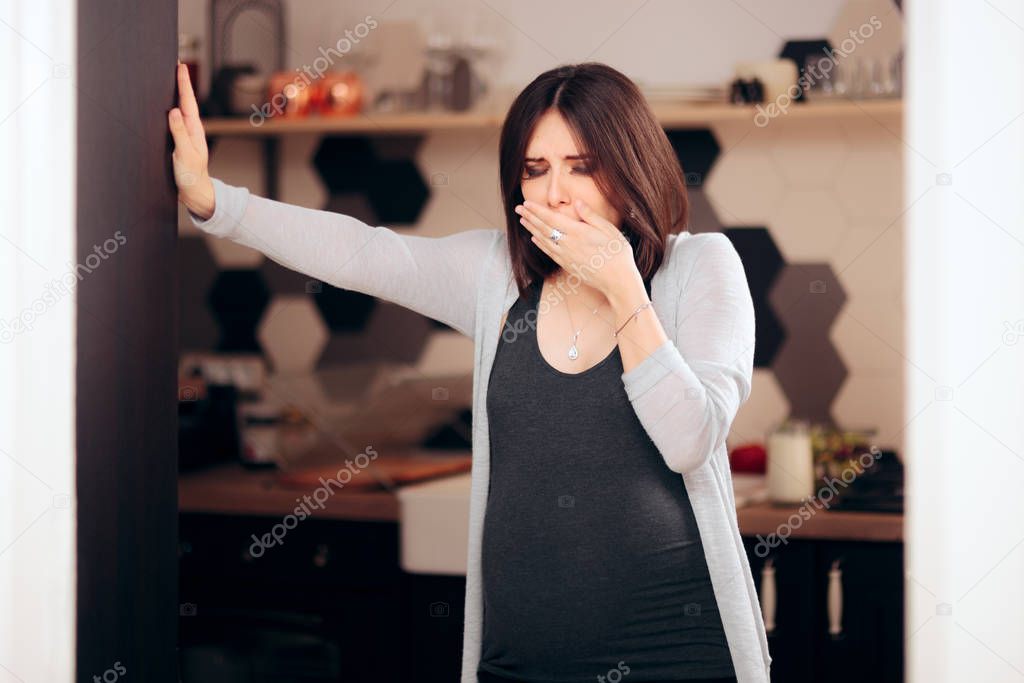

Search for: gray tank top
xmin=478 ymin=278 xmax=736 ymax=682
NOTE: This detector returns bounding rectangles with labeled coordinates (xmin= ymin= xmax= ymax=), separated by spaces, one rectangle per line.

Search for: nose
xmin=545 ymin=167 xmax=571 ymax=211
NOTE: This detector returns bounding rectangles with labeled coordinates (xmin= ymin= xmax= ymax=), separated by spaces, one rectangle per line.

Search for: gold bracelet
xmin=613 ymin=302 xmax=653 ymax=337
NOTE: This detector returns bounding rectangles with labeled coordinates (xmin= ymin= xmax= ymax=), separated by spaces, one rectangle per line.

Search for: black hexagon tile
xmin=260 ymin=257 xmax=319 ymax=296
xmin=665 ymin=128 xmax=721 ymax=188
xmin=371 ymin=135 xmax=424 ymax=161
xmin=314 ymin=135 xmax=431 ymax=225
xmin=421 ymin=408 xmax=473 ymax=450
xmin=722 ymin=227 xmax=785 ymax=368
xmin=772 ymin=339 xmax=847 ymax=426
xmin=686 ymin=187 xmax=724 ymax=234
xmin=312 ymin=285 xmax=377 ymax=333
xmin=323 ymin=192 xmax=378 ymax=226
xmin=366 ymin=158 xmax=429 ymax=224
xmin=313 ymin=136 xmax=377 ymax=193
xmin=768 ymin=263 xmax=847 ymax=333
xmin=207 ymin=269 xmax=270 ymax=352
xmin=767 ymin=263 xmax=848 ymax=425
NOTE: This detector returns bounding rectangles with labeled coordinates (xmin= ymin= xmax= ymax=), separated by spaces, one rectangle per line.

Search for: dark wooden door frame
xmin=76 ymin=1 xmax=178 ymax=680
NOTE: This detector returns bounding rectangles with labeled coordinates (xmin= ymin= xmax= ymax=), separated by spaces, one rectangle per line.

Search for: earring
xmin=628 ymin=208 xmax=638 ymax=220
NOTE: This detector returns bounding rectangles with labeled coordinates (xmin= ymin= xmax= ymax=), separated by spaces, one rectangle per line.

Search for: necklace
xmin=563 ymin=286 xmax=606 ymax=361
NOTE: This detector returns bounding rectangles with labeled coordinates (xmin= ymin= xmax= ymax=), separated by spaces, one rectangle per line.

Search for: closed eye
xmin=523 ymin=165 xmax=591 ymax=179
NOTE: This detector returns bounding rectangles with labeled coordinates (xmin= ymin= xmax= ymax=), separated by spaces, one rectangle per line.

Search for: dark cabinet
xmin=178 ymin=513 xmax=406 ymax=683
xmin=743 ymin=538 xmax=816 ymax=682
xmin=743 ymin=537 xmax=904 ymax=683
xmin=811 ymin=541 xmax=904 ymax=682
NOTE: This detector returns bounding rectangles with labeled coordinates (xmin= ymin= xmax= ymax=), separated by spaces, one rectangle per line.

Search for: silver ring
xmin=549 ymin=228 xmax=564 ymax=243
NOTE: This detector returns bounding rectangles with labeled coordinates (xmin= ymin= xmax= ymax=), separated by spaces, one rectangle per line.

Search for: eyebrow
xmin=523 ymin=154 xmax=592 ymax=163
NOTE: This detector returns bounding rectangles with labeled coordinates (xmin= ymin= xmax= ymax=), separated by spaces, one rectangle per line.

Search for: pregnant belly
xmin=480 ymin=479 xmax=708 ymax=668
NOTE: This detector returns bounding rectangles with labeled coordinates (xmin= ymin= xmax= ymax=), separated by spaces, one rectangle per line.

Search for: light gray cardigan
xmin=190 ymin=177 xmax=773 ymax=683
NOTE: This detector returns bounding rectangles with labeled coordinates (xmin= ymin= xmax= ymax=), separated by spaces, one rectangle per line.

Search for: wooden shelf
xmin=203 ymin=98 xmax=902 ymax=136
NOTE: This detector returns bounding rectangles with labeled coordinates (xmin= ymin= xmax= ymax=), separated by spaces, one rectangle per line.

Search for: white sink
xmin=397 ymin=472 xmax=768 ymax=575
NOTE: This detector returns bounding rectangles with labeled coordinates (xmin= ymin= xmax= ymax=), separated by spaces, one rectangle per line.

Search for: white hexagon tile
xmin=204 ymin=233 xmax=266 ymax=269
xmin=415 ymin=129 xmax=504 ymax=237
xmin=415 ymin=331 xmax=475 ymax=378
xmin=833 ymin=138 xmax=903 ymax=221
xmin=257 ymin=296 xmax=329 ymax=373
xmin=769 ymin=120 xmax=851 ymax=190
xmin=832 ymin=374 xmax=904 ymax=449
xmin=704 ymin=143 xmax=786 ymax=226
xmin=207 ymin=137 xmax=264 ymax=192
xmin=770 ymin=189 xmax=849 ymax=261
xmin=728 ymin=369 xmax=790 ymax=452
xmin=833 ymin=220 xmax=904 ymax=294
xmin=831 ymin=295 xmax=905 ymax=373
xmin=279 ymin=133 xmax=328 ymax=210
xmin=203 ymin=137 xmax=267 ymax=267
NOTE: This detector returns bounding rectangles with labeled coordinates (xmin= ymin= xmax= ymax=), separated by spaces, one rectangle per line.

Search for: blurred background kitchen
xmin=174 ymin=1 xmax=907 ymax=681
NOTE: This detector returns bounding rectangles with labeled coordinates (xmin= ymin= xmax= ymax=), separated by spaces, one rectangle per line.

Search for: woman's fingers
xmin=176 ymin=63 xmax=207 ymax=149
xmin=169 ymin=108 xmax=201 ymax=186
xmin=177 ymin=63 xmax=200 ymax=119
xmin=167 ymin=107 xmax=193 ymax=155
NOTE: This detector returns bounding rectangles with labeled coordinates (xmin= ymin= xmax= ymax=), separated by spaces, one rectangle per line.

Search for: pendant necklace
xmin=565 ymin=291 xmax=605 ymax=361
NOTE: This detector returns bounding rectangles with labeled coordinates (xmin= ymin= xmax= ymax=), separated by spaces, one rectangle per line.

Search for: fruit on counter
xmin=729 ymin=443 xmax=766 ymax=474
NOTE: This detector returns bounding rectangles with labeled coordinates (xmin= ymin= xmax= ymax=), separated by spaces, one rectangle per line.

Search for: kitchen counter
xmin=736 ymin=501 xmax=903 ymax=542
xmin=180 ymin=464 xmax=902 ymax=552
xmin=179 ymin=461 xmax=402 ymax=522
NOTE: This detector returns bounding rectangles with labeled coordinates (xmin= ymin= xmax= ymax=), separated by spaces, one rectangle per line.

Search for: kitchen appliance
xmin=829 ymin=449 xmax=903 ymax=513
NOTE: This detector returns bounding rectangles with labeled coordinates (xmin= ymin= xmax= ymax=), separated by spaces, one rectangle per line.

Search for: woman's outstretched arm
xmin=168 ymin=63 xmax=495 ymax=339
xmin=189 ymin=179 xmax=497 ymax=338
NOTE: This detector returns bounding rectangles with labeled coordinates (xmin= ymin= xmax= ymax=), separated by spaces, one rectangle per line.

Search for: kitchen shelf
xmin=202 ymin=98 xmax=902 ymax=136
xmin=204 ymin=97 xmax=901 ymax=201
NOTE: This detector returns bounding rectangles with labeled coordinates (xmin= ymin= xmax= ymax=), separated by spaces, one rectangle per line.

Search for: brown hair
xmin=498 ymin=62 xmax=690 ymax=297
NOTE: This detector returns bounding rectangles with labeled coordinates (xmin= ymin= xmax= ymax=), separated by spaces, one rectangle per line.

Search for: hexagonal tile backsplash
xmin=181 ymin=114 xmax=905 ymax=451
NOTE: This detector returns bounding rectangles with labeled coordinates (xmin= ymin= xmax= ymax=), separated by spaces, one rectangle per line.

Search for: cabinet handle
xmin=760 ymin=558 xmax=776 ymax=635
xmin=827 ymin=559 xmax=843 ymax=638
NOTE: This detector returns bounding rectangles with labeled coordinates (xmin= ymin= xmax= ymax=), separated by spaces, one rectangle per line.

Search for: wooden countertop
xmin=737 ymin=501 xmax=903 ymax=542
xmin=178 ymin=461 xmax=399 ymax=522
xmin=181 ymin=462 xmax=903 ymax=541
xmin=179 ymin=448 xmax=473 ymax=522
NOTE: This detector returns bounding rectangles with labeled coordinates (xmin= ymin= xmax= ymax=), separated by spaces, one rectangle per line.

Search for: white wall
xmin=179 ymin=0 xmax=850 ymax=96
xmin=906 ymin=0 xmax=1024 ymax=681
xmin=0 ymin=0 xmax=77 ymax=681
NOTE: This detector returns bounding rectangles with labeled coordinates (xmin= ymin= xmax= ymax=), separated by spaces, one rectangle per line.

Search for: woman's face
xmin=520 ymin=108 xmax=622 ymax=232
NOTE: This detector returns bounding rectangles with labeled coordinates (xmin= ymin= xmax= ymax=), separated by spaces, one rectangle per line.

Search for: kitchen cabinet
xmin=743 ymin=537 xmax=904 ymax=683
xmin=178 ymin=513 xmax=407 ymax=682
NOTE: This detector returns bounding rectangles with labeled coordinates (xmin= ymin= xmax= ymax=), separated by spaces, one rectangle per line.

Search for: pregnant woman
xmin=169 ymin=61 xmax=770 ymax=683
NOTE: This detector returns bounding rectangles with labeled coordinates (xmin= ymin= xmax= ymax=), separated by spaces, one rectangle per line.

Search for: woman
xmin=169 ymin=61 xmax=770 ymax=683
